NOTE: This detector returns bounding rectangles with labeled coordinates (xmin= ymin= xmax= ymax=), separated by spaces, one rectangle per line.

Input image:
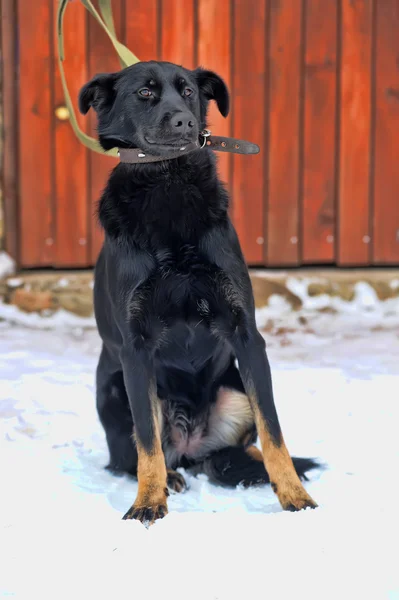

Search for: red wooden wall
xmin=4 ymin=0 xmax=399 ymax=267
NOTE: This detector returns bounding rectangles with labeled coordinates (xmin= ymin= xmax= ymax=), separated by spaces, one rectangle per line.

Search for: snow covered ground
xmin=1 ymin=288 xmax=399 ymax=599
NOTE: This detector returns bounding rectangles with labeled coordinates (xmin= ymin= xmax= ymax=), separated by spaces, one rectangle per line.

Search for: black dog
xmin=79 ymin=61 xmax=318 ymax=524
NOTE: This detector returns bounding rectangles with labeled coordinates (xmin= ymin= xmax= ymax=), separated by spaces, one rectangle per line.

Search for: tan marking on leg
xmin=155 ymin=397 xmax=164 ymax=435
xmin=135 ymin=437 xmax=168 ymax=506
xmin=246 ymin=445 xmax=263 ymax=462
xmin=251 ymin=402 xmax=317 ymax=511
xmin=124 ymin=390 xmax=168 ymax=523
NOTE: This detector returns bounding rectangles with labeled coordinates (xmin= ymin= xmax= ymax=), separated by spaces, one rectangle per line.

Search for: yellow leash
xmin=56 ymin=0 xmax=140 ymax=157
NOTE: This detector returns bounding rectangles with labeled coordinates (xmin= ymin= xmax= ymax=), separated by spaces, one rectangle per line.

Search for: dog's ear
xmin=195 ymin=69 xmax=230 ymax=117
xmin=78 ymin=73 xmax=117 ymax=115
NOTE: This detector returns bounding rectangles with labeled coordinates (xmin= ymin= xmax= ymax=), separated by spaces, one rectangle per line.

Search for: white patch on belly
xmin=163 ymin=388 xmax=254 ymax=467
xmin=207 ymin=388 xmax=254 ymax=448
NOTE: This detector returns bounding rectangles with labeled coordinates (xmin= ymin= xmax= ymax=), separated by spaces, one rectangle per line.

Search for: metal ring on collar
xmin=200 ymin=129 xmax=211 ymax=148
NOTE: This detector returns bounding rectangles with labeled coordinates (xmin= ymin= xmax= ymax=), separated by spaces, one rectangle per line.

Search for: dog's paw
xmin=272 ymin=482 xmax=318 ymax=512
xmin=167 ymin=469 xmax=187 ymax=493
xmin=122 ymin=503 xmax=168 ymax=525
xmin=283 ymin=496 xmax=318 ymax=512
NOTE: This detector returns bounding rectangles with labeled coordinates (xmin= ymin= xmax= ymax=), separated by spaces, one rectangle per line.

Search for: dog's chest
xmin=130 ymin=244 xmax=224 ymax=327
xmin=155 ymin=253 xmax=214 ymax=317
xmin=135 ymin=183 xmax=215 ymax=243
xmin=155 ymin=243 xmax=208 ymax=276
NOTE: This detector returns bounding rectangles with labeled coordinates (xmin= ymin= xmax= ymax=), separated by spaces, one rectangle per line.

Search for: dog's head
xmin=78 ymin=60 xmax=229 ymax=155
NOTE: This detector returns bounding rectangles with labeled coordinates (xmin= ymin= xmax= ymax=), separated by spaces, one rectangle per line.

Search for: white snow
xmin=0 ymin=252 xmax=15 ymax=279
xmin=256 ymin=278 xmax=399 ymax=336
xmin=1 ymin=293 xmax=399 ymax=599
xmin=5 ymin=278 xmax=23 ymax=289
xmin=0 ymin=301 xmax=96 ymax=329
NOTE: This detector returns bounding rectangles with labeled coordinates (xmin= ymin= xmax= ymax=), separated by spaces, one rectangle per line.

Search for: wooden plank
xmin=302 ymin=0 xmax=337 ymax=263
xmin=198 ymin=0 xmax=232 ymax=190
xmin=125 ymin=0 xmax=158 ymax=61
xmin=88 ymin=0 xmax=123 ymax=264
xmin=373 ymin=0 xmax=399 ymax=264
xmin=1 ymin=0 xmax=19 ymax=262
xmin=232 ymin=0 xmax=266 ymax=264
xmin=17 ymin=0 xmax=53 ymax=267
xmin=267 ymin=0 xmax=302 ymax=266
xmin=53 ymin=0 xmax=89 ymax=266
xmin=338 ymin=0 xmax=372 ymax=266
xmin=161 ymin=0 xmax=195 ymax=67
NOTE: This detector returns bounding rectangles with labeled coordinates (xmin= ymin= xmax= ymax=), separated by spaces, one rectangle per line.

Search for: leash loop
xmin=56 ymin=0 xmax=139 ymax=157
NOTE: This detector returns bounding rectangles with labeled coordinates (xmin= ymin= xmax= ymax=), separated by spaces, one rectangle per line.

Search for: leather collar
xmin=118 ymin=130 xmax=260 ymax=164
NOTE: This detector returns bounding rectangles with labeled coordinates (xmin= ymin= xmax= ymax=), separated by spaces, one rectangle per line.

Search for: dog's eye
xmin=183 ymin=88 xmax=193 ymax=97
xmin=139 ymin=88 xmax=152 ymax=98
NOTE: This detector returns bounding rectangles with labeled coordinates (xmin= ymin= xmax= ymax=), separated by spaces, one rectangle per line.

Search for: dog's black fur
xmin=79 ymin=61 xmax=318 ymax=522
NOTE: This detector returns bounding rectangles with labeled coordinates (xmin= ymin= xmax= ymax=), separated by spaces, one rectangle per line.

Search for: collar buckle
xmin=199 ymin=129 xmax=211 ymax=148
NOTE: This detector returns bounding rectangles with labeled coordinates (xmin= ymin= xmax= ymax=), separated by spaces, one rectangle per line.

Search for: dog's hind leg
xmin=196 ymin=445 xmax=318 ymax=488
xmin=167 ymin=469 xmax=187 ymax=493
xmin=96 ymin=345 xmax=138 ymax=476
xmin=193 ymin=446 xmax=270 ymax=487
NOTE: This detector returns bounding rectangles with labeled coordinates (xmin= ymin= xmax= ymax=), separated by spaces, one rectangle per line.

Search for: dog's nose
xmin=170 ymin=112 xmax=194 ymax=133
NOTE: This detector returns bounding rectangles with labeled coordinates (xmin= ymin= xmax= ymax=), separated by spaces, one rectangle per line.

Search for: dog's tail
xmin=193 ymin=446 xmax=319 ymax=488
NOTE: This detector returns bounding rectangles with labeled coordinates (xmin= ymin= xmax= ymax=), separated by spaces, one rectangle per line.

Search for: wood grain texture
xmin=161 ymin=0 xmax=195 ymax=67
xmin=338 ymin=0 xmax=372 ymax=266
xmin=373 ymin=0 xmax=399 ymax=264
xmin=1 ymin=0 xmax=19 ymax=261
xmin=12 ymin=0 xmax=399 ymax=268
xmin=267 ymin=0 xmax=302 ymax=266
xmin=302 ymin=0 xmax=337 ymax=263
xmin=125 ymin=0 xmax=158 ymax=61
xmin=232 ymin=0 xmax=266 ymax=264
xmin=53 ymin=0 xmax=89 ymax=266
xmin=197 ymin=0 xmax=232 ymax=189
xmin=87 ymin=0 xmax=123 ymax=263
xmin=17 ymin=0 xmax=54 ymax=267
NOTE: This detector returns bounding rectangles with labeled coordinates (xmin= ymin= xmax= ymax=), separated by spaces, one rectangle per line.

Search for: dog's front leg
xmin=120 ymin=346 xmax=168 ymax=525
xmin=232 ymin=328 xmax=317 ymax=512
